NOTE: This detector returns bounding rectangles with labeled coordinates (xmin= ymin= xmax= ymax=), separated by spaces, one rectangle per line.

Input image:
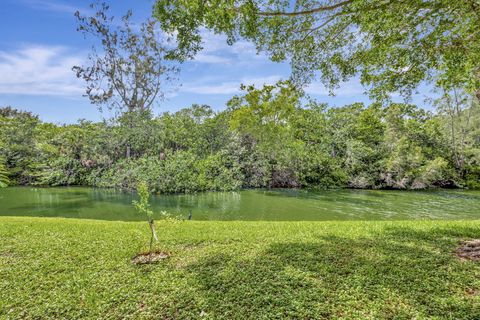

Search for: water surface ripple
xmin=0 ymin=187 xmax=479 ymax=221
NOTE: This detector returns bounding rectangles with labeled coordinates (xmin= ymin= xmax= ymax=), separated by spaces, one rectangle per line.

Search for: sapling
xmin=132 ymin=181 xmax=158 ymax=252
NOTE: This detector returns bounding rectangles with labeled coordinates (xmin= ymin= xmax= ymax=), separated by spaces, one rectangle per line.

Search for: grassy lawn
xmin=1 ymin=217 xmax=480 ymax=319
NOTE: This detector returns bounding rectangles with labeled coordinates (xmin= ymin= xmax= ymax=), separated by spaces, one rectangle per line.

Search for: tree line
xmin=1 ymin=1 xmax=479 ymax=193
xmin=1 ymin=82 xmax=479 ymax=192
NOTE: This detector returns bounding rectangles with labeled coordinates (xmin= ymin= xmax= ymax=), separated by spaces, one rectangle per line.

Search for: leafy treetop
xmin=154 ymin=0 xmax=480 ymax=100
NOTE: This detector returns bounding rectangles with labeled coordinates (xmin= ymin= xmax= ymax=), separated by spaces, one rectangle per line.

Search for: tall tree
xmin=154 ymin=0 xmax=480 ymax=100
xmin=434 ymin=90 xmax=480 ymax=186
xmin=0 ymin=107 xmax=41 ymax=185
xmin=74 ymin=2 xmax=178 ymax=157
xmin=227 ymin=81 xmax=303 ymax=187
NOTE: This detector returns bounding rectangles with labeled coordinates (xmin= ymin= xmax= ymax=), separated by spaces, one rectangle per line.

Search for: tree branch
xmin=256 ymin=0 xmax=354 ymax=17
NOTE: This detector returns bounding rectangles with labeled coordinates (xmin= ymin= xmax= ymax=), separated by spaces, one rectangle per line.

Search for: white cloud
xmin=0 ymin=45 xmax=85 ymax=96
xmin=182 ymin=74 xmax=366 ymax=97
xmin=18 ymin=0 xmax=87 ymax=14
xmin=181 ymin=82 xmax=239 ymax=95
xmin=188 ymin=29 xmax=267 ymax=65
xmin=194 ymin=52 xmax=232 ymax=64
xmin=182 ymin=75 xmax=283 ymax=95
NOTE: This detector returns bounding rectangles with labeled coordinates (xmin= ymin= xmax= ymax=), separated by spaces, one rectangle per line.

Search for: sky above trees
xmin=0 ymin=0 xmax=432 ymax=123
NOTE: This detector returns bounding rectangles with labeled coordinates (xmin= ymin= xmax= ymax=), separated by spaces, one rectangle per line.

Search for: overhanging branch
xmin=256 ymin=0 xmax=354 ymax=17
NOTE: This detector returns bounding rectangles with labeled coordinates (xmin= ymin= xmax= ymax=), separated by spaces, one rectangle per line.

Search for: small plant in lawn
xmin=132 ymin=181 xmax=158 ymax=252
xmin=132 ymin=181 xmax=178 ymax=264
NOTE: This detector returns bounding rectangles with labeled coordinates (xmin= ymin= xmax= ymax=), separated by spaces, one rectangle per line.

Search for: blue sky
xmin=0 ymin=0 xmax=433 ymax=123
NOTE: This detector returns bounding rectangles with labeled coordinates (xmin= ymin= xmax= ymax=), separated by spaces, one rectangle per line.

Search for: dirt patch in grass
xmin=132 ymin=250 xmax=170 ymax=265
xmin=455 ymin=240 xmax=480 ymax=261
xmin=465 ymin=288 xmax=478 ymax=297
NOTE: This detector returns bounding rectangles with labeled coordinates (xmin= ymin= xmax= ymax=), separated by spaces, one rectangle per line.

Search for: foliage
xmin=74 ymin=3 xmax=177 ymax=113
xmin=0 ymin=107 xmax=41 ymax=185
xmin=434 ymin=91 xmax=480 ymax=188
xmin=0 ymin=158 xmax=9 ymax=188
xmin=227 ymin=81 xmax=303 ymax=187
xmin=132 ymin=181 xmax=158 ymax=251
xmin=74 ymin=2 xmax=179 ymax=158
xmin=1 ymin=86 xmax=479 ymax=192
xmin=132 ymin=181 xmax=154 ymax=220
xmin=154 ymin=0 xmax=480 ymax=100
xmin=99 ymin=151 xmax=243 ymax=193
xmin=2 ymin=217 xmax=480 ymax=319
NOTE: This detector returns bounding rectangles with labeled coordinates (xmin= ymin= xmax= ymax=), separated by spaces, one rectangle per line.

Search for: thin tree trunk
xmin=446 ymin=90 xmax=460 ymax=169
xmin=475 ymin=70 xmax=480 ymax=104
xmin=450 ymin=108 xmax=458 ymax=168
xmin=126 ymin=144 xmax=131 ymax=158
xmin=476 ymin=89 xmax=480 ymax=108
xmin=453 ymin=88 xmax=466 ymax=169
xmin=148 ymin=219 xmax=158 ymax=252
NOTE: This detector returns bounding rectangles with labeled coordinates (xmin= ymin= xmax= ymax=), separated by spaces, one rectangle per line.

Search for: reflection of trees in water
xmin=33 ymin=187 xmax=98 ymax=206
xmin=91 ymin=187 xmax=135 ymax=205
xmin=148 ymin=191 xmax=243 ymax=220
xmin=15 ymin=188 xmax=87 ymax=217
xmin=33 ymin=188 xmax=60 ymax=207
xmin=8 ymin=187 xmax=138 ymax=220
xmin=2 ymin=187 xmax=480 ymax=221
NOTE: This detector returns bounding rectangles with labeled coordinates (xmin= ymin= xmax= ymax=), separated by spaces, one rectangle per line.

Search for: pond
xmin=1 ymin=187 xmax=479 ymax=221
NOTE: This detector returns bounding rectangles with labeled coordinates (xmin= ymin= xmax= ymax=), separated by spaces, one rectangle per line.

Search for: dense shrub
xmin=95 ymin=151 xmax=243 ymax=193
xmin=1 ymin=95 xmax=479 ymax=193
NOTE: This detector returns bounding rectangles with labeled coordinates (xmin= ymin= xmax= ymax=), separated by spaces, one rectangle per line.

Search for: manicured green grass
xmin=1 ymin=217 xmax=480 ymax=319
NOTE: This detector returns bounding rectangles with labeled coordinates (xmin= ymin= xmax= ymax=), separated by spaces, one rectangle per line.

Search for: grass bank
xmin=1 ymin=217 xmax=480 ymax=319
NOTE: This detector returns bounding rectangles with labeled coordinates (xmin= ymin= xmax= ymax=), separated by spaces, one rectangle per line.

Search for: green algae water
xmin=0 ymin=187 xmax=479 ymax=221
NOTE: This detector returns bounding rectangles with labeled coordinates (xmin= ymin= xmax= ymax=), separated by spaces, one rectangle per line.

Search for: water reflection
xmin=0 ymin=187 xmax=479 ymax=221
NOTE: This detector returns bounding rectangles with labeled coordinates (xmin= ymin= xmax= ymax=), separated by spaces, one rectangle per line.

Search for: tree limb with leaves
xmin=154 ymin=0 xmax=480 ymax=101
xmin=74 ymin=2 xmax=178 ymax=157
xmin=133 ymin=181 xmax=159 ymax=252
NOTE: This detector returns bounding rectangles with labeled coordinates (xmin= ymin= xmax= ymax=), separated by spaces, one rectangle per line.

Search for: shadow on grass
xmin=187 ymin=226 xmax=480 ymax=319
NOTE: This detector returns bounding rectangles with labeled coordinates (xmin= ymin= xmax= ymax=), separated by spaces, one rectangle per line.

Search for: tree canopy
xmin=74 ymin=2 xmax=178 ymax=113
xmin=74 ymin=3 xmax=179 ymax=158
xmin=154 ymin=0 xmax=480 ymax=100
xmin=1 ymin=86 xmax=479 ymax=191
